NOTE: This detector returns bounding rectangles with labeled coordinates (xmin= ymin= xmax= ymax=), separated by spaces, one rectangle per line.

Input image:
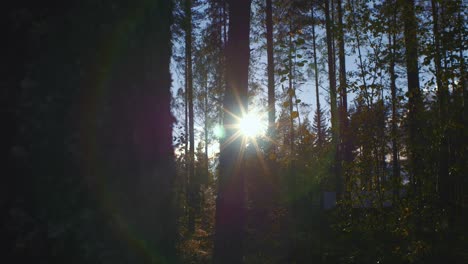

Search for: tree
xmin=323 ymin=0 xmax=342 ymax=198
xmin=386 ymin=0 xmax=401 ymax=200
xmin=3 ymin=1 xmax=177 ymax=263
xmin=336 ymin=0 xmax=350 ymax=198
xmin=311 ymin=4 xmax=324 ymax=147
xmin=213 ymin=0 xmax=252 ymax=263
xmin=184 ymin=0 xmax=197 ymax=234
xmin=312 ymin=106 xmax=328 ymax=147
xmin=90 ymin=1 xmax=177 ymax=262
xmin=266 ymin=0 xmax=276 ymax=146
xmin=400 ymin=0 xmax=423 ymax=196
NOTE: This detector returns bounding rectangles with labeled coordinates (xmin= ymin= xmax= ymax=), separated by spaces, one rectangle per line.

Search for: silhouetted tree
xmin=3 ymin=1 xmax=176 ymax=263
xmin=213 ymin=0 xmax=251 ymax=263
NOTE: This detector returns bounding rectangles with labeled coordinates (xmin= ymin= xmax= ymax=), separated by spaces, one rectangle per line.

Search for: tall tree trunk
xmin=431 ymin=0 xmax=449 ymax=205
xmin=185 ymin=0 xmax=197 ymax=234
xmin=349 ymin=0 xmax=369 ymax=100
xmin=324 ymin=0 xmax=341 ymax=199
xmin=103 ymin=1 xmax=177 ymax=262
xmin=204 ymin=77 xmax=209 ymax=179
xmin=184 ymin=50 xmax=189 ymax=214
xmin=336 ymin=0 xmax=349 ymax=198
xmin=213 ymin=1 xmax=251 ymax=263
xmin=388 ymin=6 xmax=400 ymax=200
xmin=223 ymin=0 xmax=228 ymax=45
xmin=266 ymin=0 xmax=276 ymax=143
xmin=457 ymin=2 xmax=467 ymax=212
xmin=288 ymin=25 xmax=295 ymax=163
xmin=401 ymin=0 xmax=422 ymax=196
xmin=311 ymin=7 xmax=323 ymax=146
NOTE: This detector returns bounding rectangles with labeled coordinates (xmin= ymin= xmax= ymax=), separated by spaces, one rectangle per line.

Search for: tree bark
xmin=205 ymin=77 xmax=209 ymax=179
xmin=336 ymin=0 xmax=349 ymax=198
xmin=288 ymin=25 xmax=295 ymax=162
xmin=324 ymin=0 xmax=342 ymax=199
xmin=103 ymin=1 xmax=177 ymax=262
xmin=266 ymin=0 xmax=276 ymax=142
xmin=388 ymin=7 xmax=400 ymax=200
xmin=311 ymin=7 xmax=323 ymax=146
xmin=401 ymin=0 xmax=422 ymax=196
xmin=431 ymin=0 xmax=449 ymax=205
xmin=213 ymin=0 xmax=251 ymax=263
xmin=185 ymin=0 xmax=196 ymax=234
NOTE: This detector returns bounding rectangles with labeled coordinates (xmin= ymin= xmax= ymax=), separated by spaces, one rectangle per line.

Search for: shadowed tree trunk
xmin=105 ymin=1 xmax=177 ymax=262
xmin=288 ymin=22 xmax=295 ymax=174
xmin=388 ymin=4 xmax=400 ymax=200
xmin=213 ymin=0 xmax=251 ymax=263
xmin=431 ymin=0 xmax=450 ymax=206
xmin=185 ymin=0 xmax=197 ymax=235
xmin=266 ymin=0 xmax=276 ymax=144
xmin=400 ymin=0 xmax=422 ymax=196
xmin=336 ymin=0 xmax=349 ymax=198
xmin=324 ymin=0 xmax=342 ymax=199
xmin=204 ymin=77 xmax=209 ymax=179
xmin=311 ymin=6 xmax=323 ymax=147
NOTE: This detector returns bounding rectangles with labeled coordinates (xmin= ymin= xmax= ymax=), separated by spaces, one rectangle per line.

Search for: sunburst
xmin=218 ymin=104 xmax=278 ymax=177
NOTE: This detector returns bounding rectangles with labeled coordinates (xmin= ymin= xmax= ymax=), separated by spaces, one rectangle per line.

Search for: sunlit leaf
xmin=291 ymin=111 xmax=299 ymax=119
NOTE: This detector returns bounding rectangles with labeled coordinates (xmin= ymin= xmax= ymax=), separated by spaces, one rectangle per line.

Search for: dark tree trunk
xmin=185 ymin=52 xmax=189 ymax=201
xmin=324 ymin=0 xmax=341 ymax=199
xmin=388 ymin=9 xmax=400 ymax=200
xmin=266 ymin=0 xmax=276 ymax=142
xmin=431 ymin=0 xmax=450 ymax=205
xmin=349 ymin=0 xmax=368 ymax=99
xmin=311 ymin=7 xmax=323 ymax=146
xmin=336 ymin=0 xmax=349 ymax=198
xmin=401 ymin=0 xmax=422 ymax=196
xmin=213 ymin=0 xmax=251 ymax=263
xmin=288 ymin=26 xmax=295 ymax=164
xmin=185 ymin=0 xmax=197 ymax=234
xmin=205 ymin=77 xmax=209 ymax=179
xmin=3 ymin=1 xmax=176 ymax=263
xmin=97 ymin=1 xmax=177 ymax=262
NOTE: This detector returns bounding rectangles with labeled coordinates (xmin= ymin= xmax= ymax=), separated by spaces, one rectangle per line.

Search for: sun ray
xmin=217 ymin=101 xmax=278 ymax=181
xmin=250 ymin=138 xmax=270 ymax=177
xmin=234 ymin=136 xmax=248 ymax=172
xmin=219 ymin=130 xmax=243 ymax=152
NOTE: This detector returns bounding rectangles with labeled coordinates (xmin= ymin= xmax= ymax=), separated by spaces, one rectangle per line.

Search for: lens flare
xmin=213 ymin=124 xmax=225 ymax=139
xmin=238 ymin=112 xmax=266 ymax=138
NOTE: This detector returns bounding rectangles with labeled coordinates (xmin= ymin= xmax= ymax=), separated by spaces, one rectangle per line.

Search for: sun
xmin=238 ymin=111 xmax=266 ymax=138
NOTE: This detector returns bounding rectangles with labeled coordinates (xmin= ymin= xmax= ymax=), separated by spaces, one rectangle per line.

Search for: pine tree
xmin=213 ymin=1 xmax=252 ymax=263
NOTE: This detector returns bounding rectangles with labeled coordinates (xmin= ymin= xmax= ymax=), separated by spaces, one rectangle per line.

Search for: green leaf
xmin=279 ymin=69 xmax=289 ymax=75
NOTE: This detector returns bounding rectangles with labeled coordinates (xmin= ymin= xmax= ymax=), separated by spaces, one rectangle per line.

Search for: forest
xmin=2 ymin=0 xmax=467 ymax=263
